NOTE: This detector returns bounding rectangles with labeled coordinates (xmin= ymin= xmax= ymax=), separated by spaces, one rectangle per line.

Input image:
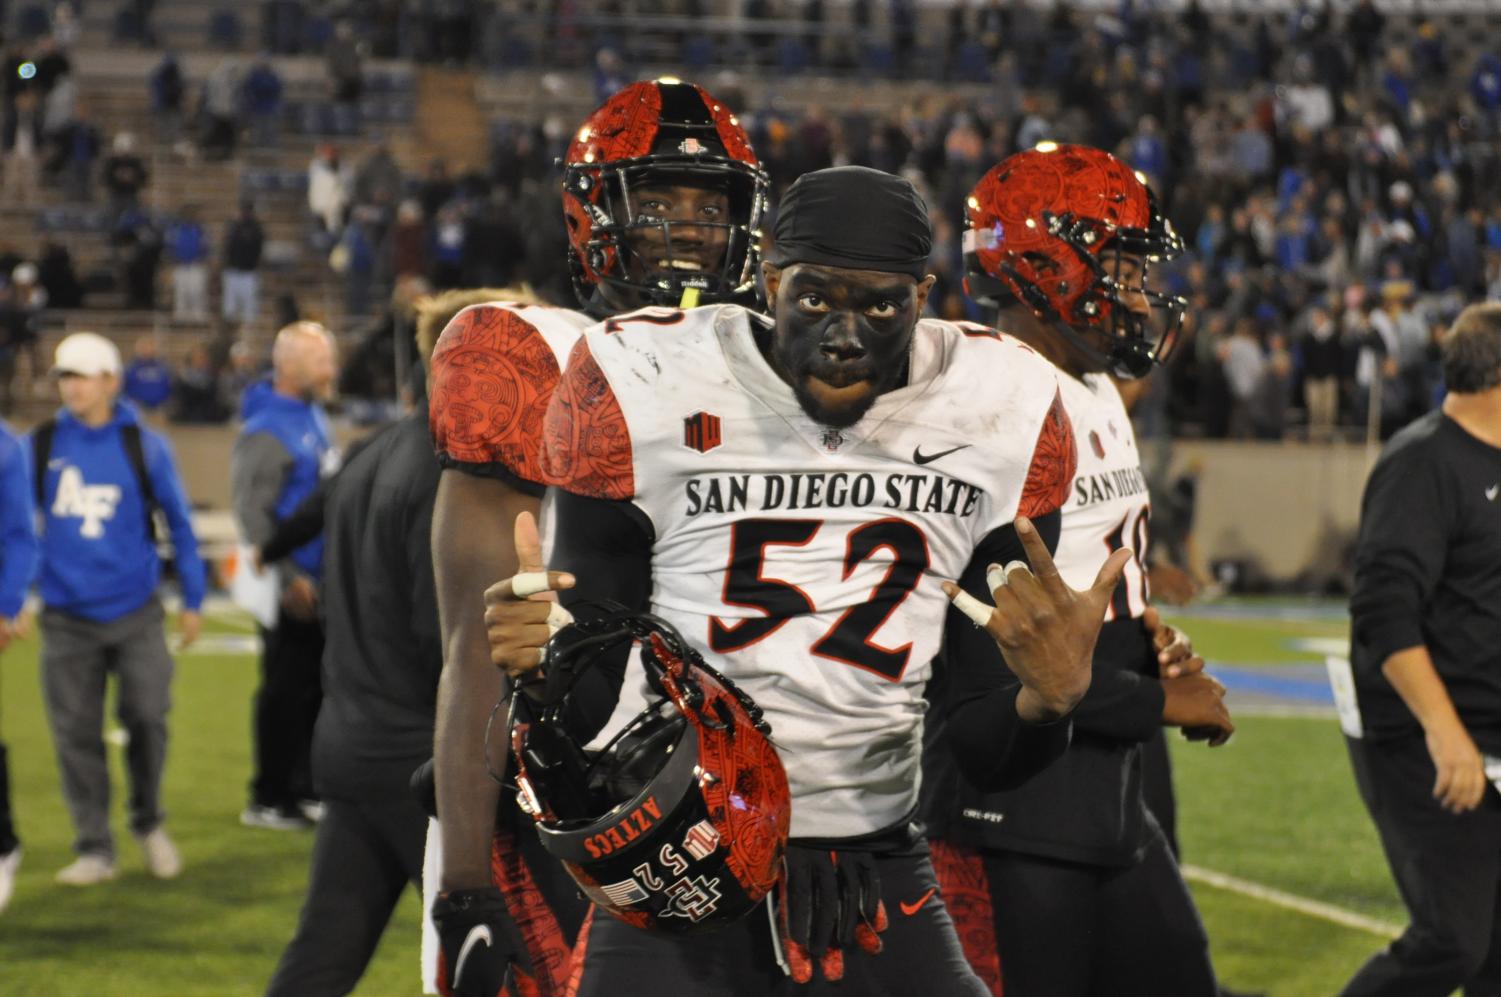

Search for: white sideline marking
xmin=1182 ymin=864 xmax=1401 ymax=939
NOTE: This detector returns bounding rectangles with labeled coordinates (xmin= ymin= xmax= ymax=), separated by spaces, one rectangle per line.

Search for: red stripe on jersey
xmin=490 ymin=824 xmax=574 ymax=996
xmin=1016 ymin=389 xmax=1077 ymax=520
xmin=542 ymin=338 xmax=635 ymax=501
xmin=429 ymin=304 xmax=562 ymax=484
xmin=929 ymin=840 xmax=1003 ymax=996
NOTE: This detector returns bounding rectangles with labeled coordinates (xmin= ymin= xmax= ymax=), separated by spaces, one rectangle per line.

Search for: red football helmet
xmin=963 ymin=143 xmax=1186 ymax=378
xmin=511 ymin=611 xmax=790 ymax=933
xmin=562 ymin=79 xmax=768 ymax=313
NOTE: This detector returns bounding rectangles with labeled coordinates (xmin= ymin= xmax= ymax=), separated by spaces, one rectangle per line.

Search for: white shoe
xmin=0 ymin=849 xmax=19 ymax=913
xmin=136 ymin=827 xmax=182 ymax=879
xmin=240 ymin=804 xmax=313 ymax=831
xmin=55 ymin=854 xmax=116 ymax=886
xmin=297 ymin=800 xmax=325 ymax=824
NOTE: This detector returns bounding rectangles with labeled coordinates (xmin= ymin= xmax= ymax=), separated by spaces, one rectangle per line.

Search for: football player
xmin=922 ymin=144 xmax=1235 ymax=997
xmin=483 ymin=165 xmax=1134 ymax=994
xmin=426 ymin=79 xmax=767 ymax=996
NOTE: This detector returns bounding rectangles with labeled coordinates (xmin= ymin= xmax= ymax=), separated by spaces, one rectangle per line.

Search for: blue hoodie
xmin=30 ymin=401 xmax=206 ymax=622
xmin=0 ymin=422 xmax=37 ymax=618
xmin=240 ymin=390 xmax=331 ymax=578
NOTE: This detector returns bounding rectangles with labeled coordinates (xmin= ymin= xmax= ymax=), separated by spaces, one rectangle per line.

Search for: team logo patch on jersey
xmin=682 ymin=819 xmax=721 ymax=860
xmin=684 ymin=411 xmax=723 ymax=453
xmin=1090 ymin=430 xmax=1105 ymax=459
xmin=821 ymin=428 xmax=845 ymax=452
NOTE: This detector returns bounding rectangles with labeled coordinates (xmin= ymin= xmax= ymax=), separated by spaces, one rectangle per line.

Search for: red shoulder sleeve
xmin=541 ymin=338 xmax=635 ymax=501
xmin=1017 ymin=389 xmax=1077 ymax=519
xmin=428 ymin=304 xmax=561 ymax=485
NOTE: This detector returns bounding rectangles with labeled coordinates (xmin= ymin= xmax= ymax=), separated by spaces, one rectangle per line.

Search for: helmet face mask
xmin=964 ymin=144 xmax=1187 ymax=379
xmin=562 ymin=81 xmax=769 ymax=314
xmin=511 ymin=612 xmax=790 ymax=934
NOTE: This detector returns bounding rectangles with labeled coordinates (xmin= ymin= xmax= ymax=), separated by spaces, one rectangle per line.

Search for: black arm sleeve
xmin=940 ymin=509 xmax=1074 ymax=791
xmin=1065 ymin=618 xmax=1165 ymax=743
xmin=546 ymin=487 xmax=655 ymax=743
xmin=260 ymin=480 xmax=329 ymax=563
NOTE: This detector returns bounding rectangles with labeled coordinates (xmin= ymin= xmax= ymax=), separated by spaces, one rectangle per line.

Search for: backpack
xmin=32 ymin=418 xmax=161 ymax=539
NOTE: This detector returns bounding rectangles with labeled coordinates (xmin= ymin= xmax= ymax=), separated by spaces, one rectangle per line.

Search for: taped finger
xmin=951 ymin=590 xmax=993 ymax=628
xmin=986 ymin=563 xmax=1006 ymax=593
xmin=546 ymin=601 xmax=574 ymax=636
xmin=510 ymin=571 xmax=553 ymax=598
xmin=1003 ymin=560 xmax=1031 ymax=583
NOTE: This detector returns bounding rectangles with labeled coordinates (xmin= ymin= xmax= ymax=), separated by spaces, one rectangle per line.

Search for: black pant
xmin=972 ymin=820 xmax=1215 ymax=997
xmin=0 ymin=742 xmax=17 ymax=854
xmin=265 ymin=796 xmax=427 ymax=996
xmin=252 ymin=618 xmax=324 ymax=808
xmin=572 ymin=851 xmax=988 ymax=997
xmin=1342 ymin=735 xmax=1501 ymax=997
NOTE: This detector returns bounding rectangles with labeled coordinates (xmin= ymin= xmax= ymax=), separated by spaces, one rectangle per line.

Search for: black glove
xmin=777 ymin=845 xmax=888 ymax=983
xmin=432 ymin=887 xmax=521 ymax=997
xmin=410 ymin=758 xmax=437 ymax=819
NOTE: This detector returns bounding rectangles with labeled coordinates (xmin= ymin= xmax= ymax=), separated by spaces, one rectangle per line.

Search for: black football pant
xmin=1342 ymin=735 xmax=1501 ymax=997
xmin=251 ymin=618 xmax=324 ymax=808
xmin=571 ymin=850 xmax=988 ymax=997
xmin=265 ymin=796 xmax=427 ymax=996
xmin=944 ymin=820 xmax=1215 ymax=997
xmin=0 ymin=742 xmax=16 ymax=854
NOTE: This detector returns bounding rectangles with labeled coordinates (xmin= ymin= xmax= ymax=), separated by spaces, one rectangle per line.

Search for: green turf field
xmin=0 ymin=602 xmax=1406 ymax=995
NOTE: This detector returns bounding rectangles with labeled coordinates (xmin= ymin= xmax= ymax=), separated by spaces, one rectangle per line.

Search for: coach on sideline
xmin=1343 ymin=301 xmax=1501 ymax=996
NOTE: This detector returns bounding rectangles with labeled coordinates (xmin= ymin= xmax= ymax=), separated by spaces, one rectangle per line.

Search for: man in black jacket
xmin=1342 ymin=302 xmax=1501 ymax=996
xmin=262 ymin=287 xmax=524 ymax=995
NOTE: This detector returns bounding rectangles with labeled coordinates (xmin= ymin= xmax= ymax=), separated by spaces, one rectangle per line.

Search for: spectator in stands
xmin=33 ymin=331 xmax=204 ymax=887
xmin=113 ymin=208 xmax=163 ymax=311
xmin=1222 ymin=316 xmax=1266 ymax=439
xmin=326 ymin=21 xmax=364 ymax=105
xmin=52 ymin=101 xmax=97 ymax=204
xmin=307 ymin=143 xmax=348 ymax=239
xmin=148 ymin=51 xmax=184 ymax=145
xmin=200 ymin=59 xmax=242 ymax=161
xmin=429 ymin=201 xmax=465 ymax=290
xmin=221 ymin=341 xmax=265 ymax=415
xmin=166 ymin=207 xmax=210 ymax=322
xmin=222 ymin=200 xmax=264 ymax=330
xmin=39 ymin=67 xmax=76 ymax=169
xmin=416 ymin=158 xmax=453 ymax=220
xmin=243 ymin=56 xmax=284 ymax=149
xmin=100 ymin=132 xmax=148 ymax=218
xmin=351 ymin=141 xmax=402 ymax=221
xmin=3 ymin=89 xmax=42 ymax=204
xmin=122 ymin=337 xmax=172 ymax=418
xmin=386 ymin=199 xmax=427 ymax=283
xmin=170 ymin=344 xmax=228 ymax=424
xmin=1299 ymin=303 xmax=1345 ymax=441
xmin=37 ymin=242 xmax=82 ymax=310
xmin=332 ymin=215 xmax=376 ymax=318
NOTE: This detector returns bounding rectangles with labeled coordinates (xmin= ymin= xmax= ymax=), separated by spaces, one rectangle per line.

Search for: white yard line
xmin=1182 ymin=864 xmax=1401 ymax=939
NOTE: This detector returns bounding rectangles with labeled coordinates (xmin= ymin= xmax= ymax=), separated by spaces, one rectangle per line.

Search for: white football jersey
xmin=548 ymin=304 xmax=1073 ymax=837
xmin=1054 ymin=373 xmax=1150 ymax=621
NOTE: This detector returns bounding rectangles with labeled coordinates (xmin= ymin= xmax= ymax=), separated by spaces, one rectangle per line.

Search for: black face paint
xmin=769 ymin=266 xmax=920 ymax=428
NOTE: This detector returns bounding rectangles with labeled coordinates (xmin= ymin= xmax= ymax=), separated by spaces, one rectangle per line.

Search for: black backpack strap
xmin=119 ymin=423 xmax=160 ymax=538
xmin=31 ymin=418 xmax=55 ymax=511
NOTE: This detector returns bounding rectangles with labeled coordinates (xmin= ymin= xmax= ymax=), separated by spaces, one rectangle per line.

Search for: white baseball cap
xmin=52 ymin=332 xmax=122 ymax=377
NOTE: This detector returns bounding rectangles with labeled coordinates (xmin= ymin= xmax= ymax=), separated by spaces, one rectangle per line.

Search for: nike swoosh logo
xmin=1488 ymin=485 xmax=1499 ymax=501
xmin=912 ymin=445 xmax=971 ymax=466
xmin=900 ymin=886 xmax=938 ymax=916
xmin=452 ymin=924 xmax=492 ymax=987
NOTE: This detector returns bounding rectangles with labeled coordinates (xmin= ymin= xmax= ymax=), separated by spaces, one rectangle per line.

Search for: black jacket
xmin=296 ymin=410 xmax=442 ymax=800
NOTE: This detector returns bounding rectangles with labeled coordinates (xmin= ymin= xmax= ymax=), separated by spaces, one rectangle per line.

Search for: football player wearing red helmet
xmin=924 ymin=144 xmax=1232 ymax=997
xmin=482 ymin=166 xmax=1135 ymax=995
xmin=426 ymin=79 xmax=767 ymax=997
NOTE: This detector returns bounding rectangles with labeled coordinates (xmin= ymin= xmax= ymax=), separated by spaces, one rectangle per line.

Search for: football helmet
xmin=511 ymin=611 xmax=790 ymax=933
xmin=562 ymin=79 xmax=769 ymax=312
xmin=963 ymin=143 xmax=1187 ymax=378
